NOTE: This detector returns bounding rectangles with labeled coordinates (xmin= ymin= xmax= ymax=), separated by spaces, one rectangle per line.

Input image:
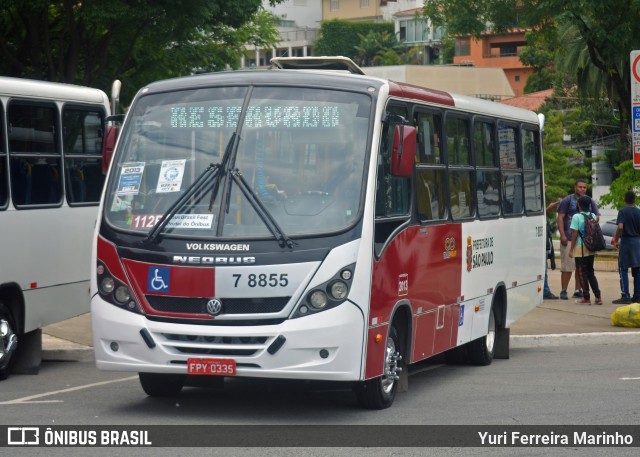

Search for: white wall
xmin=381 ymin=1 xmax=425 ymax=21
xmin=264 ymin=0 xmax=322 ymax=28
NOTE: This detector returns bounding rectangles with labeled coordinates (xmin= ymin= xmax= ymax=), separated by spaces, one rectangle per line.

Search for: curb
xmin=511 ymin=331 xmax=640 ymax=348
xmin=42 ymin=335 xmax=94 ymax=363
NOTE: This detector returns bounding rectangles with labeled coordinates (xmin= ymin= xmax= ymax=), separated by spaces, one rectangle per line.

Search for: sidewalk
xmin=41 ymin=270 xmax=640 ymax=361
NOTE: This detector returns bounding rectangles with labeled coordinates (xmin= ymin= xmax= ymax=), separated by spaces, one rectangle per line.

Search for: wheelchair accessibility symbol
xmin=148 ymin=267 xmax=170 ymax=293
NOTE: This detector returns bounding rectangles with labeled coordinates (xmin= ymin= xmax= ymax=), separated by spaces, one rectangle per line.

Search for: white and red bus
xmin=0 ymin=77 xmax=111 ymax=379
xmin=91 ymin=57 xmax=546 ymax=408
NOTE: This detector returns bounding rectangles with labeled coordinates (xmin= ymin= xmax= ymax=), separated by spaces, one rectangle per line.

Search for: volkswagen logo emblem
xmin=206 ymin=298 xmax=223 ymax=316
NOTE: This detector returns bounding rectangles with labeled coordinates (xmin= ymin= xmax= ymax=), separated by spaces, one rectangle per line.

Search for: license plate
xmin=187 ymin=358 xmax=236 ymax=376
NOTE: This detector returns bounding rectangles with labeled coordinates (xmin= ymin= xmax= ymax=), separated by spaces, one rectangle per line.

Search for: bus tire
xmin=468 ymin=307 xmax=496 ymax=366
xmin=139 ymin=372 xmax=185 ymax=397
xmin=0 ymin=301 xmax=18 ymax=381
xmin=354 ymin=325 xmax=403 ymax=409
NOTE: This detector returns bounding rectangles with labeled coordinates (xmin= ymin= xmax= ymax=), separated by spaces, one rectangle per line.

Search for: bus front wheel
xmin=139 ymin=372 xmax=185 ymax=397
xmin=0 ymin=302 xmax=18 ymax=381
xmin=355 ymin=325 xmax=403 ymax=409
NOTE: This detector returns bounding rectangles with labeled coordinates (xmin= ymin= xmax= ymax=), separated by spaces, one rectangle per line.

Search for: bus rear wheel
xmin=468 ymin=307 xmax=496 ymax=366
xmin=355 ymin=325 xmax=403 ymax=409
xmin=0 ymin=302 xmax=18 ymax=381
xmin=139 ymin=372 xmax=186 ymax=397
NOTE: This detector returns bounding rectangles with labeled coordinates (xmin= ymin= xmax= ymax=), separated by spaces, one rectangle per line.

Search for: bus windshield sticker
xmin=116 ymin=162 xmax=145 ymax=195
xmin=156 ymin=159 xmax=186 ymax=193
xmin=130 ymin=213 xmax=214 ymax=230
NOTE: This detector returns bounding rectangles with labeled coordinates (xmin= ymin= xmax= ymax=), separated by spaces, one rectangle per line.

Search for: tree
xmin=519 ymin=27 xmax=558 ymax=93
xmin=539 ymin=109 xmax=590 ymax=203
xmin=314 ymin=20 xmax=394 ymax=62
xmin=353 ymin=30 xmax=403 ymax=67
xmin=422 ymin=0 xmax=640 ymax=143
xmin=598 ymin=161 xmax=640 ymax=210
xmin=0 ymin=0 xmax=283 ymax=105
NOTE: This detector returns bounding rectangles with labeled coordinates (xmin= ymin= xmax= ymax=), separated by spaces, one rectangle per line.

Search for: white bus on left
xmin=0 ymin=76 xmax=112 ymax=379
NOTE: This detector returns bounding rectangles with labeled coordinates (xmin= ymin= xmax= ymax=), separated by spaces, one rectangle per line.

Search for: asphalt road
xmin=2 ymin=342 xmax=640 ymax=456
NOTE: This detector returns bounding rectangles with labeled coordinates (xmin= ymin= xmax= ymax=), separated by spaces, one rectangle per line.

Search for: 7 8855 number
xmin=232 ymin=273 xmax=289 ymax=288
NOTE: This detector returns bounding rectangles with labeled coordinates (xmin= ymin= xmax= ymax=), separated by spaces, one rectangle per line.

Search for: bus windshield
xmin=105 ymin=85 xmax=372 ymax=239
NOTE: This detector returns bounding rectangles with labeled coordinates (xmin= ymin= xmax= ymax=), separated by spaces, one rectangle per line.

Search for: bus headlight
xmin=96 ymin=261 xmax=143 ymax=315
xmin=114 ymin=286 xmax=131 ymax=304
xmin=309 ymin=290 xmax=328 ymax=309
xmin=291 ymin=263 xmax=355 ymax=319
xmin=330 ymin=281 xmax=348 ymax=300
xmin=100 ymin=277 xmax=115 ymax=294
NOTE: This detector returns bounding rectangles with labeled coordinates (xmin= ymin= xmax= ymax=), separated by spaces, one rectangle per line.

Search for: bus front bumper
xmin=91 ymin=298 xmax=366 ymax=382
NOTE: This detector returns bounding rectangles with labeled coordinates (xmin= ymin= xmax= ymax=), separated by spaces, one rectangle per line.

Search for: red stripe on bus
xmin=97 ymin=235 xmax=128 ymax=283
xmin=388 ymin=81 xmax=455 ymax=106
xmin=122 ymin=259 xmax=215 ymax=298
xmin=366 ymin=224 xmax=462 ymax=379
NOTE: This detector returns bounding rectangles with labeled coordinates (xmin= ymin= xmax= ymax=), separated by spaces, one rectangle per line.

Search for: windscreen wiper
xmin=144 ymin=133 xmax=237 ymax=244
xmin=144 ymin=163 xmax=221 ymax=244
xmin=231 ymin=169 xmax=294 ymax=248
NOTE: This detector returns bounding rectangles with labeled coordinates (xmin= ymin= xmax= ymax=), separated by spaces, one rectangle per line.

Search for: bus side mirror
xmin=101 ymin=124 xmax=119 ymax=175
xmin=391 ymin=124 xmax=416 ymax=177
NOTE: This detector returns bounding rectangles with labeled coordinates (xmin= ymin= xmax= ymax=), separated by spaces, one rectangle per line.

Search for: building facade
xmin=242 ymin=0 xmax=322 ymax=69
xmin=453 ymin=30 xmax=532 ymax=97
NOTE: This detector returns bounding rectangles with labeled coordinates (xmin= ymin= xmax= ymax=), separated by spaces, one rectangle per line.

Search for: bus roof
xmin=0 ymin=76 xmax=109 ymax=105
xmin=138 ymin=57 xmax=541 ymax=126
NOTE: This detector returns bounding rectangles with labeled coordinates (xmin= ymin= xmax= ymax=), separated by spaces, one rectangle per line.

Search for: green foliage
xmin=0 ymin=0 xmax=283 ymax=106
xmin=373 ymin=49 xmax=404 ymax=66
xmin=523 ymin=69 xmax=554 ymax=94
xmin=599 ymin=161 xmax=640 ymax=210
xmin=423 ymin=0 xmax=640 ymax=126
xmin=541 ymin=110 xmax=591 ymax=202
xmin=423 ymin=0 xmax=535 ymax=37
xmin=354 ymin=30 xmax=403 ymax=67
xmin=314 ymin=20 xmax=394 ymax=61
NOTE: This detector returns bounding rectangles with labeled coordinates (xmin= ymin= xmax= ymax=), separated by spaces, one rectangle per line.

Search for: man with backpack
xmin=557 ymin=179 xmax=600 ymax=300
xmin=568 ymin=195 xmax=603 ymax=305
xmin=611 ymin=191 xmax=640 ymax=304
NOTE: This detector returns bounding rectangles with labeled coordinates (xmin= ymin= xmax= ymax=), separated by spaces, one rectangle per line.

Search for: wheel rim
xmin=381 ymin=335 xmax=397 ymax=395
xmin=485 ymin=309 xmax=496 ymax=353
xmin=0 ymin=318 xmax=18 ymax=365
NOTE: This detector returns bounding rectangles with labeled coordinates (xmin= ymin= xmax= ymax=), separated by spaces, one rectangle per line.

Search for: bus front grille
xmin=159 ymin=333 xmax=270 ymax=357
xmin=145 ymin=296 xmax=290 ymax=315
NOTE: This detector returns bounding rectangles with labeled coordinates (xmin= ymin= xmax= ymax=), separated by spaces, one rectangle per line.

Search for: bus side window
xmin=414 ymin=111 xmax=442 ymax=165
xmin=502 ymin=172 xmax=523 ymax=215
xmin=375 ymin=105 xmax=411 ymax=252
xmin=31 ymin=159 xmax=61 ymax=204
xmin=0 ymin=159 xmax=7 ymax=208
xmin=416 ymin=168 xmax=447 ymax=221
xmin=0 ymin=109 xmax=6 ymax=208
xmin=63 ymin=108 xmax=106 ymax=205
xmin=8 ymin=102 xmax=62 ymax=207
xmin=476 ymin=171 xmax=501 ymax=218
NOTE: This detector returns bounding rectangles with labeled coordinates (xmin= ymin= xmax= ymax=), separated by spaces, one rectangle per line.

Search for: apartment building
xmin=322 ymin=0 xmax=426 ymax=22
xmin=242 ymin=0 xmax=322 ymax=68
xmin=453 ymin=29 xmax=532 ymax=96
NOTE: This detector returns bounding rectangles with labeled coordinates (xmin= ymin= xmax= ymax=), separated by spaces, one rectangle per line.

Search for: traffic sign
xmin=632 ymin=51 xmax=640 ymax=169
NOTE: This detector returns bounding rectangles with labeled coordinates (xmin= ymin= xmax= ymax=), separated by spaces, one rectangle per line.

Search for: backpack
xmin=578 ymin=212 xmax=606 ymax=252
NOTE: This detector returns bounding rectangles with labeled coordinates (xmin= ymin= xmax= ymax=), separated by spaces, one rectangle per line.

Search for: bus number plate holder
xmin=187 ymin=358 xmax=236 ymax=376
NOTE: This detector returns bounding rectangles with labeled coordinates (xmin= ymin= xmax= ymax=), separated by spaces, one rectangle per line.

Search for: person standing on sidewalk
xmin=557 ymin=179 xmax=600 ymax=300
xmin=569 ymin=195 xmax=602 ymax=305
xmin=611 ymin=191 xmax=640 ymax=304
